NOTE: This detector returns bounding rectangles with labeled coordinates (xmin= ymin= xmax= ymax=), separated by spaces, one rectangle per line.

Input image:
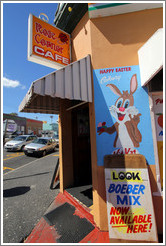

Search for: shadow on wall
xmin=71 ymin=12 xmax=91 ymax=62
xmin=91 ymin=8 xmax=163 ymax=45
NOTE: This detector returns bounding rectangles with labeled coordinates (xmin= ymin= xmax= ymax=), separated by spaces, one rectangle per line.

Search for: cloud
xmin=3 ymin=77 xmax=26 ymax=89
xmin=3 ymin=77 xmax=20 ymax=88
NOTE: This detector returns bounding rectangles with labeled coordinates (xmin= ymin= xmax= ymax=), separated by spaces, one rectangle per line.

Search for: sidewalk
xmin=25 ymin=191 xmax=109 ymax=243
xmin=24 ymin=190 xmax=163 ymax=244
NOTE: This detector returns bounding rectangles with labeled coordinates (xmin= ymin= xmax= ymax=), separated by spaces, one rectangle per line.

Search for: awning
xmin=19 ymin=55 xmax=92 ymax=114
xmin=138 ymin=28 xmax=163 ymax=86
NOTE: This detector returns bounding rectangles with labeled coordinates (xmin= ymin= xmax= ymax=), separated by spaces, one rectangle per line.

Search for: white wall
xmin=138 ymin=28 xmax=163 ymax=86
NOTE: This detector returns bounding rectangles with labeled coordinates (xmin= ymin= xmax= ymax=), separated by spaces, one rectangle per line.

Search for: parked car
xmin=53 ymin=134 xmax=59 ymax=147
xmin=4 ymin=134 xmax=18 ymax=144
xmin=4 ymin=135 xmax=37 ymax=151
xmin=55 ymin=138 xmax=59 ymax=147
xmin=23 ymin=137 xmax=57 ymax=157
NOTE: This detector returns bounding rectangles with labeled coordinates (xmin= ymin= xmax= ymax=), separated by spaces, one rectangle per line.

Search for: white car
xmin=54 ymin=138 xmax=59 ymax=147
xmin=4 ymin=135 xmax=37 ymax=151
xmin=24 ymin=137 xmax=57 ymax=157
xmin=53 ymin=135 xmax=59 ymax=147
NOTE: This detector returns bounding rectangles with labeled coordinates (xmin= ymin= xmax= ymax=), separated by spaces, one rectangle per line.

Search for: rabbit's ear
xmin=130 ymin=74 xmax=138 ymax=95
xmin=106 ymin=84 xmax=122 ymax=96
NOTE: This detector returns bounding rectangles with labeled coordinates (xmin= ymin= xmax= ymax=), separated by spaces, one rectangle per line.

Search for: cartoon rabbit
xmin=98 ymin=74 xmax=142 ymax=148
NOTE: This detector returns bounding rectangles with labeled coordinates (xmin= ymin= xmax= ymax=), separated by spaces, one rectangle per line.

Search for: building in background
xmin=26 ymin=118 xmax=43 ymax=136
xmin=42 ymin=122 xmax=59 ymax=138
xmin=19 ymin=3 xmax=163 ymax=242
xmin=43 ymin=122 xmax=59 ymax=134
xmin=3 ymin=113 xmax=26 ymax=136
xmin=3 ymin=113 xmax=43 ymax=137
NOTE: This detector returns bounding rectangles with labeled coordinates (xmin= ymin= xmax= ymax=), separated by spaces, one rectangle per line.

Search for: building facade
xmin=26 ymin=118 xmax=43 ymax=136
xmin=3 ymin=113 xmax=43 ymax=136
xmin=42 ymin=122 xmax=59 ymax=138
xmin=3 ymin=113 xmax=26 ymax=136
xmin=19 ymin=3 xmax=163 ymax=242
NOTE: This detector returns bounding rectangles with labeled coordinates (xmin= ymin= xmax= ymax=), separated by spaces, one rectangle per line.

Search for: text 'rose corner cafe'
xmin=19 ymin=3 xmax=164 ymax=243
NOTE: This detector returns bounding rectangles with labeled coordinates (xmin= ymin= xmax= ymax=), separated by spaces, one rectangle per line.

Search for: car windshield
xmin=32 ymin=138 xmax=48 ymax=145
xmin=14 ymin=136 xmax=27 ymax=141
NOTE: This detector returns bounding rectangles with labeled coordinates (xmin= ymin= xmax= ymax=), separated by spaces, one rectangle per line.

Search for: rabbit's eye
xmin=124 ymin=99 xmax=130 ymax=108
xmin=116 ymin=99 xmax=123 ymax=108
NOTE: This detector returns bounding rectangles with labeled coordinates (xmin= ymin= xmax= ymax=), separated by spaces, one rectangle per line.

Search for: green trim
xmin=89 ymin=3 xmax=130 ymax=11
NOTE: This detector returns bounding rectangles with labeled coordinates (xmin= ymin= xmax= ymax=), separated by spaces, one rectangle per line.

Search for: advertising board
xmin=3 ymin=119 xmax=17 ymax=133
xmin=28 ymin=14 xmax=70 ymax=69
xmin=105 ymin=167 xmax=158 ymax=242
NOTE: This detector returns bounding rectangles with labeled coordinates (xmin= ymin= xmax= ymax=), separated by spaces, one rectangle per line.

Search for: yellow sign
xmin=111 ymin=170 xmax=142 ymax=182
xmin=28 ymin=14 xmax=71 ymax=69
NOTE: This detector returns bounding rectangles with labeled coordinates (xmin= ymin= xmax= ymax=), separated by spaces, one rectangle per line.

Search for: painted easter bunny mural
xmin=98 ymin=74 xmax=142 ymax=149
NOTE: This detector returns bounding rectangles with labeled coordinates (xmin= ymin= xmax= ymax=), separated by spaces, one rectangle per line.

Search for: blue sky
xmin=2 ymin=2 xmax=59 ymax=123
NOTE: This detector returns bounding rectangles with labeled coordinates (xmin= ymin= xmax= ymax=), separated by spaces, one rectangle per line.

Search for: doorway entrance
xmin=72 ymin=105 xmax=92 ymax=186
xmin=66 ymin=103 xmax=93 ymax=207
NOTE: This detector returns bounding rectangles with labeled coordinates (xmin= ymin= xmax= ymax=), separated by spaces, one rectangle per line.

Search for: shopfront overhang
xmin=19 ymin=55 xmax=92 ymax=114
xmin=138 ymin=28 xmax=163 ymax=86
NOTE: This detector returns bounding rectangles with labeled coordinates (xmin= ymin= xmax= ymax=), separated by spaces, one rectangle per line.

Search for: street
xmin=3 ymin=149 xmax=39 ymax=174
xmin=3 ymin=149 xmax=60 ymax=243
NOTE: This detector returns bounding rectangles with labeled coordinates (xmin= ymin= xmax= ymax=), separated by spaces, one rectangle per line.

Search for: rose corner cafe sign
xmin=28 ymin=14 xmax=71 ymax=70
xmin=20 ymin=13 xmax=92 ymax=115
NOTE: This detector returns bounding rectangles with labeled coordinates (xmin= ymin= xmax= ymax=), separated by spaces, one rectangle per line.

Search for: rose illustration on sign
xmin=98 ymin=74 xmax=142 ymax=150
xmin=58 ymin=33 xmax=68 ymax=44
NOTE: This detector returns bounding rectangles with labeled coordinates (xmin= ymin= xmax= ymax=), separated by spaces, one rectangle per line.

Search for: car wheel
xmin=42 ymin=150 xmax=46 ymax=157
xmin=21 ymin=145 xmax=25 ymax=151
xmin=53 ymin=146 xmax=56 ymax=152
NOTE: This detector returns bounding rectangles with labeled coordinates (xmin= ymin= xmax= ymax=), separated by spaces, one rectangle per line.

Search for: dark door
xmin=72 ymin=105 xmax=92 ymax=186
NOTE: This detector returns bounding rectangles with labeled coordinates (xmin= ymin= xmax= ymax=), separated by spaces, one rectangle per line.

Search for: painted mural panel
xmin=93 ymin=65 xmax=155 ymax=166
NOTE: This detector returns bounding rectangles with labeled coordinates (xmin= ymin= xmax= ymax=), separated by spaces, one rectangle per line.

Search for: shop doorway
xmin=72 ymin=105 xmax=92 ymax=186
xmin=66 ymin=103 xmax=93 ymax=207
